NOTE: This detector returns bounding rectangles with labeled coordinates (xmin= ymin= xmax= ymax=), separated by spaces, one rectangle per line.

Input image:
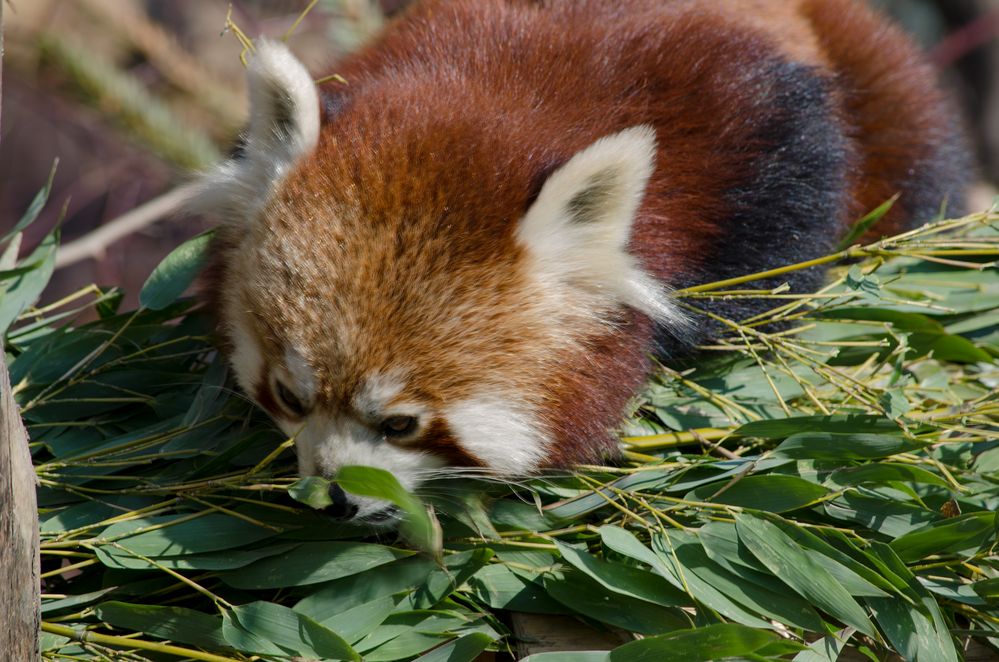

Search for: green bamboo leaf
xmin=289 ymin=475 xmax=335 ymax=509
xmin=700 ymin=521 xmax=893 ymax=598
xmin=337 ymin=464 xmax=441 ymax=557
xmin=522 ymin=654 xmax=609 ymax=662
xmin=363 ymin=631 xmax=452 ymax=661
xmin=836 ymin=195 xmax=898 ymax=250
xmin=975 ymin=447 xmax=999 ymax=474
xmin=865 ymin=543 xmax=960 ymax=662
xmin=792 ymin=629 xmax=855 ymax=661
xmin=0 ymin=226 xmax=58 ymax=335
xmin=320 ymin=596 xmax=400 ymax=644
xmin=355 ymin=612 xmax=485 ymax=659
xmin=554 ymin=541 xmax=689 ymax=608
xmin=686 ymin=474 xmax=829 ymax=513
xmin=411 ymin=632 xmax=494 ymax=662
xmin=42 ymin=588 xmax=118 ymax=616
xmin=735 ymin=514 xmax=878 ymax=637
xmin=735 ymin=415 xmax=901 ymax=439
xmin=295 ymin=556 xmax=438 ymax=623
xmin=223 ymin=540 xmax=415 ymax=589
xmin=94 ymin=513 xmax=278 ymax=569
xmin=466 ymin=564 xmax=566 ymax=614
xmin=541 ymin=469 xmax=675 ymax=520
xmin=598 ymin=525 xmax=678 ymax=581
xmin=814 ymin=306 xmax=943 ymax=332
xmin=826 ymin=463 xmax=950 ymax=489
xmin=972 ymin=577 xmax=999 ymax=602
xmin=607 ymin=623 xmax=778 ymax=662
xmin=95 ymin=602 xmax=228 ymax=650
xmin=909 ymin=331 xmax=994 ymax=363
xmin=889 ymin=512 xmax=999 ymax=562
xmin=225 ymin=601 xmax=360 ymax=661
xmin=879 ymin=388 xmax=912 ymax=420
xmin=657 ymin=533 xmax=824 ymax=631
xmin=139 ymin=230 xmax=213 ymax=310
xmin=100 ymin=542 xmax=297 ymax=571
xmin=825 ymin=491 xmax=941 ymax=538
xmin=646 ymin=535 xmax=773 ymax=629
xmin=2 ymin=160 xmax=57 ymax=246
xmin=543 ymin=569 xmax=688 ymax=634
xmin=774 ymin=433 xmax=923 ymax=460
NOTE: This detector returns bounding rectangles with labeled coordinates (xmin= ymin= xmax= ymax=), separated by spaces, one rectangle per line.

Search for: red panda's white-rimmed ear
xmin=245 ymin=40 xmax=320 ymax=157
xmin=517 ymin=125 xmax=686 ymax=328
xmin=192 ymin=40 xmax=319 ymax=221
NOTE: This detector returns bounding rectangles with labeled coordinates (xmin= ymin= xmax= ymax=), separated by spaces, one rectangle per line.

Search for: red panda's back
xmin=279 ymin=0 xmax=962 ymax=464
xmin=317 ymin=0 xmax=965 ymax=288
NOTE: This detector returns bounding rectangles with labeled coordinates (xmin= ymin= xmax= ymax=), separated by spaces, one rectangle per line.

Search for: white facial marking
xmin=293 ymin=414 xmax=445 ymax=519
xmin=283 ymin=346 xmax=316 ymax=403
xmin=516 ymin=125 xmax=688 ymax=330
xmin=445 ymin=394 xmax=548 ymax=474
xmin=353 ymin=372 xmax=406 ymax=417
xmin=227 ymin=314 xmax=264 ymax=397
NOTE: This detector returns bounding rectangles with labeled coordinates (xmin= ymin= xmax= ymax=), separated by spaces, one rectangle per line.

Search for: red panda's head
xmin=197 ymin=42 xmax=684 ymax=522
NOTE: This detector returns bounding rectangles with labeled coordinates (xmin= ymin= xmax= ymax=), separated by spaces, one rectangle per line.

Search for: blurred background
xmin=1 ymin=0 xmax=997 ymax=314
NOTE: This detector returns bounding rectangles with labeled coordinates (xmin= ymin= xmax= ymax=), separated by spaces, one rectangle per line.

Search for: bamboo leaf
xmin=735 ymin=514 xmax=879 ymax=637
xmin=139 ymin=231 xmax=213 ymax=310
xmin=337 ymin=464 xmax=442 ymax=557
xmin=608 ymin=623 xmax=779 ymax=662
xmin=412 ymin=632 xmax=494 ymax=662
xmin=96 ymin=602 xmax=228 ymax=650
xmin=889 ymin=512 xmax=999 ymax=562
xmin=836 ymin=195 xmax=898 ymax=250
xmin=222 ymin=541 xmax=415 ymax=589
xmin=685 ymin=474 xmax=829 ymax=513
xmin=224 ymin=601 xmax=360 ymax=661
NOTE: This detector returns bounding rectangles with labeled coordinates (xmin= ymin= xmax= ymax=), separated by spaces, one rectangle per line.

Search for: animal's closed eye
xmin=380 ymin=415 xmax=419 ymax=438
xmin=275 ymin=380 xmax=308 ymax=417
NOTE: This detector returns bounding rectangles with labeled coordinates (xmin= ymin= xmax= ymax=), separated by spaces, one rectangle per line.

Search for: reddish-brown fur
xmin=211 ymin=0 xmax=967 ymax=468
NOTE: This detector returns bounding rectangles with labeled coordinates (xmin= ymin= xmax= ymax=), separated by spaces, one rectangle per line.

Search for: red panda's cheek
xmin=442 ymin=395 xmax=549 ymax=474
xmin=403 ymin=418 xmax=484 ymax=468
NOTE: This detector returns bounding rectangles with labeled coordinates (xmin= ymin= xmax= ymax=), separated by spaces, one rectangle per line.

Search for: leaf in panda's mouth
xmin=336 ymin=465 xmax=443 ymax=558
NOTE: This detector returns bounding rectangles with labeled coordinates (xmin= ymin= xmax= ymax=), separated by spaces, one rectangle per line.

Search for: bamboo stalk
xmin=40 ymin=622 xmax=243 ymax=662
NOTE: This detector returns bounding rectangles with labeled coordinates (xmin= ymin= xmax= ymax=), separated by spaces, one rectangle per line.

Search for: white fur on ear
xmin=517 ymin=125 xmax=686 ymax=328
xmin=192 ymin=39 xmax=320 ymax=220
xmin=246 ymin=40 xmax=320 ymax=155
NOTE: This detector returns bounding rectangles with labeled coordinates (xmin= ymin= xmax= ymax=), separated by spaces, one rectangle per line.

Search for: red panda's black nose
xmin=325 ymin=482 xmax=359 ymax=521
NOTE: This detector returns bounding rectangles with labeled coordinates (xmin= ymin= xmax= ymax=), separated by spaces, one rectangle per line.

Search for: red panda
xmin=198 ymin=0 xmax=968 ymax=522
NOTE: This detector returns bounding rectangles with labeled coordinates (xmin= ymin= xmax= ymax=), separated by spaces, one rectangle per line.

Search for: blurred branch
xmin=932 ymin=7 xmax=999 ymax=66
xmin=55 ymin=184 xmax=197 ymax=270
xmin=77 ymin=0 xmax=243 ymax=137
xmin=39 ymin=35 xmax=220 ymax=169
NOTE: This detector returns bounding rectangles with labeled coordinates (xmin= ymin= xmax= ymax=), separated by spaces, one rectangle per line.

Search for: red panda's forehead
xmin=234 ymin=146 xmax=555 ymax=405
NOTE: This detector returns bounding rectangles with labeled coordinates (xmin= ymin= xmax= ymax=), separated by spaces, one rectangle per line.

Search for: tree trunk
xmin=0 ymin=358 xmax=40 ymax=661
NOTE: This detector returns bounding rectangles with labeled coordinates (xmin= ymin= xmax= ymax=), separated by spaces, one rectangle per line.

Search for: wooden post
xmin=0 ymin=359 xmax=40 ymax=660
xmin=1 ymin=4 xmax=42 ymax=657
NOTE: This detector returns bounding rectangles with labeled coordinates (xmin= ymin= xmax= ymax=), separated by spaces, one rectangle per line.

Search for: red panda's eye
xmin=380 ymin=415 xmax=419 ymax=438
xmin=275 ymin=381 xmax=307 ymax=417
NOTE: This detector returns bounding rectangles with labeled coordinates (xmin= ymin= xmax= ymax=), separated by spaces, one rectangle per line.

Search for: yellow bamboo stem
xmin=41 ymin=622 xmax=243 ymax=662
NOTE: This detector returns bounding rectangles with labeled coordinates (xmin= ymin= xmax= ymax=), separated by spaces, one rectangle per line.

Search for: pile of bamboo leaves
xmin=5 ymin=173 xmax=998 ymax=661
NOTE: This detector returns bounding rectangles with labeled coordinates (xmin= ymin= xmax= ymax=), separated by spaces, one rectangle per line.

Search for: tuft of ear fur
xmin=517 ymin=125 xmax=685 ymax=328
xmin=192 ymin=40 xmax=320 ymax=220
